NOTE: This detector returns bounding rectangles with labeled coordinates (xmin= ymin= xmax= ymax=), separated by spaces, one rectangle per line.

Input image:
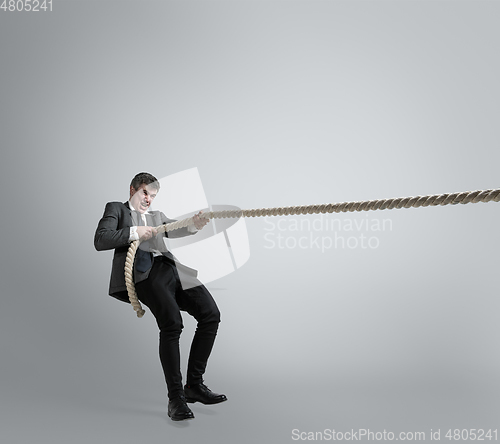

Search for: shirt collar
xmin=128 ymin=200 xmax=150 ymax=215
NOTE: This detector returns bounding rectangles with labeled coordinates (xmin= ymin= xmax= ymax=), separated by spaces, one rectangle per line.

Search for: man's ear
xmin=129 ymin=185 xmax=136 ymax=197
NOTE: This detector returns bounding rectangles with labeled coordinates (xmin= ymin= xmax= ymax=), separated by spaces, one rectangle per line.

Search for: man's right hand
xmin=137 ymin=226 xmax=157 ymax=241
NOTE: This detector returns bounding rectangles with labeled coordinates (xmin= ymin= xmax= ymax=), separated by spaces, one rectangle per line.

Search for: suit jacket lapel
xmin=125 ymin=201 xmax=144 ymax=227
xmin=123 ymin=201 xmax=136 ymax=227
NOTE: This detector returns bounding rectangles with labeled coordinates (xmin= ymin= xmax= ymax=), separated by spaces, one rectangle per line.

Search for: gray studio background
xmin=1 ymin=1 xmax=499 ymax=443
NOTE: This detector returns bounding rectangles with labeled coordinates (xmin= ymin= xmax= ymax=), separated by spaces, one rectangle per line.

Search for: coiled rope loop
xmin=125 ymin=188 xmax=500 ymax=317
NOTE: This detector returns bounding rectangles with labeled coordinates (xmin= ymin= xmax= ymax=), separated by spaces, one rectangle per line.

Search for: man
xmin=94 ymin=172 xmax=226 ymax=421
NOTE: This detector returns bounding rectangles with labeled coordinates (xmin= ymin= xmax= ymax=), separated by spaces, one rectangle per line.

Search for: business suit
xmin=94 ymin=201 xmax=221 ymax=400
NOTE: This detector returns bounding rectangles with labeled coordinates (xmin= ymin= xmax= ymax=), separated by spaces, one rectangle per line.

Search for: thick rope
xmin=125 ymin=188 xmax=500 ymax=317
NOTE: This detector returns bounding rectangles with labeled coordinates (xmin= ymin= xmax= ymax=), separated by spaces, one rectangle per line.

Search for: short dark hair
xmin=130 ymin=172 xmax=160 ymax=191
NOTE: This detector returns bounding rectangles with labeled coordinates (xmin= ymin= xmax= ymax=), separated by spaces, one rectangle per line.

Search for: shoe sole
xmin=185 ymin=397 xmax=228 ymax=405
xmin=168 ymin=413 xmax=195 ymax=421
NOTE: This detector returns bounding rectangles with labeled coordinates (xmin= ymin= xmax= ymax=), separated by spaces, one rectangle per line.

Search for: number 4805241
xmin=1 ymin=0 xmax=53 ymax=12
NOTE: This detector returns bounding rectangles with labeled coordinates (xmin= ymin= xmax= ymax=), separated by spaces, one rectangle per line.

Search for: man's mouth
xmin=140 ymin=202 xmax=149 ymax=209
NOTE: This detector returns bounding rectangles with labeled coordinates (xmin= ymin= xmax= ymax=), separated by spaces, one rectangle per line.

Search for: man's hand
xmin=137 ymin=226 xmax=157 ymax=241
xmin=193 ymin=211 xmax=210 ymax=230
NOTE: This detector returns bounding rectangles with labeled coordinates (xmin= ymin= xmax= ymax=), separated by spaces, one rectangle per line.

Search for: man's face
xmin=129 ymin=183 xmax=158 ymax=214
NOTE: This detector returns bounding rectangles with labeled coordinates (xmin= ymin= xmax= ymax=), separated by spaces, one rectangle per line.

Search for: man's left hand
xmin=193 ymin=211 xmax=210 ymax=230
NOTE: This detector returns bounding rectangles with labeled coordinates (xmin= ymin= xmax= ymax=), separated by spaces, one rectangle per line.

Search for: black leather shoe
xmin=184 ymin=383 xmax=227 ymax=405
xmin=168 ymin=395 xmax=195 ymax=421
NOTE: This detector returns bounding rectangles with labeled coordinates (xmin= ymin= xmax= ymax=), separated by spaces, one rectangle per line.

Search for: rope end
xmin=137 ymin=309 xmax=146 ymax=318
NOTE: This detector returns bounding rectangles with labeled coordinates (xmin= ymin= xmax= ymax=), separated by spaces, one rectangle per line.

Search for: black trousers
xmin=136 ymin=256 xmax=221 ymax=400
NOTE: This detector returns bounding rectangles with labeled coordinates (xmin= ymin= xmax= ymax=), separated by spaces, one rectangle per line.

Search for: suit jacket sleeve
xmin=94 ymin=202 xmax=131 ymax=251
xmin=160 ymin=212 xmax=197 ymax=239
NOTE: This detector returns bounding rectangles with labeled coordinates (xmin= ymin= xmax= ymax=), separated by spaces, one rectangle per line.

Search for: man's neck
xmin=128 ymin=200 xmax=150 ymax=214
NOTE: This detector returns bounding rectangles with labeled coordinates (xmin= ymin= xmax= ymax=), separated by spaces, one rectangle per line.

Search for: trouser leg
xmin=136 ymin=260 xmax=185 ymax=400
xmin=186 ymin=319 xmax=219 ymax=386
xmin=175 ymin=281 xmax=221 ymax=386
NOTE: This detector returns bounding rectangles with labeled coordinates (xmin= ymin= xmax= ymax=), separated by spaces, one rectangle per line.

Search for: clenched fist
xmin=193 ymin=211 xmax=210 ymax=230
xmin=137 ymin=226 xmax=157 ymax=241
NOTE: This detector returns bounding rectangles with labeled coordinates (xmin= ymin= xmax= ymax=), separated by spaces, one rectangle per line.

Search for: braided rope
xmin=125 ymin=188 xmax=500 ymax=317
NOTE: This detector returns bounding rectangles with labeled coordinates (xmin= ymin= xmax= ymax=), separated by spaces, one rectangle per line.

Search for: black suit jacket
xmin=94 ymin=201 xmax=196 ymax=303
